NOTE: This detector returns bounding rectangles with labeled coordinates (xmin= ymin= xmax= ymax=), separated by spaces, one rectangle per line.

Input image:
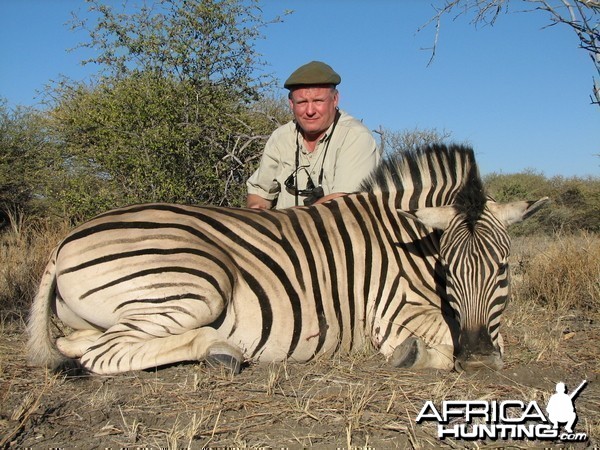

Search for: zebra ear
xmin=487 ymin=197 xmax=550 ymax=226
xmin=397 ymin=205 xmax=458 ymax=231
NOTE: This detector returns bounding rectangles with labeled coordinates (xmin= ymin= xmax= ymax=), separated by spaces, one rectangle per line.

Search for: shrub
xmin=485 ymin=171 xmax=600 ymax=235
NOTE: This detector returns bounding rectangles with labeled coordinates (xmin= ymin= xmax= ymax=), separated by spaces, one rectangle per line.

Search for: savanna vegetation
xmin=1 ymin=0 xmax=598 ymax=448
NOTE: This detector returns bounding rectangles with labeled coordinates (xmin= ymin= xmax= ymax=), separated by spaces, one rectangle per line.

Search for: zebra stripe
xmin=27 ymin=144 xmax=548 ymax=374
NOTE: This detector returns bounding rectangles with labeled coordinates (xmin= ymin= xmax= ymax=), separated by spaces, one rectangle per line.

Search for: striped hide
xmin=27 ymin=144 xmax=548 ymax=374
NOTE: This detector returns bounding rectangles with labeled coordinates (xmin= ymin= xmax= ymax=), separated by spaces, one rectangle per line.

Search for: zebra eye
xmin=497 ymin=263 xmax=508 ymax=275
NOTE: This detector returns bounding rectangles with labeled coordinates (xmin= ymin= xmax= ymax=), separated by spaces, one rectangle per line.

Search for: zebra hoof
xmin=390 ymin=337 xmax=424 ymax=368
xmin=205 ymin=353 xmax=242 ymax=374
xmin=55 ymin=358 xmax=91 ymax=378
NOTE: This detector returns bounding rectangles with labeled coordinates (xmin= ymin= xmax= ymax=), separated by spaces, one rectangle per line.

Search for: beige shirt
xmin=246 ymin=110 xmax=380 ymax=209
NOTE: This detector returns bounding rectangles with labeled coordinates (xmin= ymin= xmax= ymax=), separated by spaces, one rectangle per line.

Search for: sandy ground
xmin=1 ymin=301 xmax=598 ymax=449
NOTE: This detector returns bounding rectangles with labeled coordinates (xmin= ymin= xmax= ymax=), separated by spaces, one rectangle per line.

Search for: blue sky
xmin=1 ymin=0 xmax=598 ymax=177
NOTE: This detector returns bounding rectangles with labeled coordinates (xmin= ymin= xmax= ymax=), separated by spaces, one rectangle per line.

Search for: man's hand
xmin=313 ymin=192 xmax=347 ymax=205
xmin=246 ymin=194 xmax=273 ymax=209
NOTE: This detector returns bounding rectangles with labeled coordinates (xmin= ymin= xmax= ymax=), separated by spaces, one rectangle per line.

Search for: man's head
xmin=284 ymin=61 xmax=341 ymax=141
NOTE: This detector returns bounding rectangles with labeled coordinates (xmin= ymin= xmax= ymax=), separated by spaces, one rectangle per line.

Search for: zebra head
xmin=400 ymin=195 xmax=549 ymax=371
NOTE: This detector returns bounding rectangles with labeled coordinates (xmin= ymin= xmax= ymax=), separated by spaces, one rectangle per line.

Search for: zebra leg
xmin=56 ymin=329 xmax=104 ymax=358
xmin=78 ymin=322 xmax=243 ymax=375
xmin=497 ymin=333 xmax=505 ymax=356
xmin=390 ymin=337 xmax=454 ymax=370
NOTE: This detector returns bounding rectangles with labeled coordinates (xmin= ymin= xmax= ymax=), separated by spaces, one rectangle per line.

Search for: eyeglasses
xmin=284 ymin=165 xmax=317 ymax=196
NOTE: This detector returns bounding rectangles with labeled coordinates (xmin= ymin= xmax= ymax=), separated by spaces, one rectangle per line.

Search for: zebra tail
xmin=27 ymin=247 xmax=66 ymax=370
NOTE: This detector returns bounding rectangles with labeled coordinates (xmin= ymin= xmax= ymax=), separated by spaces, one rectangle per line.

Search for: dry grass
xmin=513 ymin=232 xmax=600 ymax=312
xmin=507 ymin=234 xmax=600 ymax=369
xmin=2 ymin=334 xmax=597 ymax=448
xmin=0 ymin=225 xmax=598 ymax=448
xmin=0 ymin=214 xmax=69 ymax=322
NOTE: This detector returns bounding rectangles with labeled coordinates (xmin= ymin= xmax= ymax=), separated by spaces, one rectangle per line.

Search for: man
xmin=246 ymin=61 xmax=380 ymax=209
xmin=546 ymin=382 xmax=578 ymax=433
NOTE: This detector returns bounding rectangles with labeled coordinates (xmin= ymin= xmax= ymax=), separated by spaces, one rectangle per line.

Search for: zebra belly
xmin=220 ymin=283 xmax=342 ymax=363
xmin=224 ymin=324 xmax=336 ymax=363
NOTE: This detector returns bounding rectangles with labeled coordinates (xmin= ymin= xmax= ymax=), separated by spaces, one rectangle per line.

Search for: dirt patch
xmin=1 ymin=305 xmax=598 ymax=449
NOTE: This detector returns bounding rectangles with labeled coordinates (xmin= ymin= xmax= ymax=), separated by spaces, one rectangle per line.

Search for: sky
xmin=1 ymin=0 xmax=598 ymax=178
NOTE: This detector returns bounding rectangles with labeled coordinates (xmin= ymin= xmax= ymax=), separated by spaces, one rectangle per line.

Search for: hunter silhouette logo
xmin=546 ymin=380 xmax=587 ymax=434
xmin=416 ymin=380 xmax=589 ymax=442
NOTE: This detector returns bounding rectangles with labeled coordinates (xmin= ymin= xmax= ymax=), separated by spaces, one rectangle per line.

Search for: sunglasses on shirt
xmin=284 ymin=166 xmax=324 ymax=205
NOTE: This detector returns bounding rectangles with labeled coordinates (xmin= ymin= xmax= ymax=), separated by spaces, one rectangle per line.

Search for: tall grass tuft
xmin=513 ymin=232 xmax=600 ymax=313
xmin=0 ymin=212 xmax=69 ymax=322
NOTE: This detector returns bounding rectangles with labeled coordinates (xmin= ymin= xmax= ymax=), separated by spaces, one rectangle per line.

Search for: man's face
xmin=289 ymin=86 xmax=339 ymax=140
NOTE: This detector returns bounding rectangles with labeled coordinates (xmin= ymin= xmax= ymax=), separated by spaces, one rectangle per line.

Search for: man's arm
xmin=313 ymin=192 xmax=347 ymax=205
xmin=246 ymin=194 xmax=273 ymax=209
xmin=246 ymin=129 xmax=285 ymax=209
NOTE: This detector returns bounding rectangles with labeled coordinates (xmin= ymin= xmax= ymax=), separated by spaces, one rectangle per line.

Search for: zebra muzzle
xmin=455 ymin=327 xmax=503 ymax=372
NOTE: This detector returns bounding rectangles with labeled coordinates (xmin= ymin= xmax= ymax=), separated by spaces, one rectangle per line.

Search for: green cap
xmin=284 ymin=61 xmax=341 ymax=89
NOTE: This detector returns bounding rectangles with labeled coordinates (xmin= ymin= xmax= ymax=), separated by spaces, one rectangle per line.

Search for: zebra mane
xmin=359 ymin=143 xmax=487 ymax=222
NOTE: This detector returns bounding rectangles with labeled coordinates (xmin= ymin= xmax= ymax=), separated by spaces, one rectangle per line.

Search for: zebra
xmin=27 ymin=144 xmax=548 ymax=375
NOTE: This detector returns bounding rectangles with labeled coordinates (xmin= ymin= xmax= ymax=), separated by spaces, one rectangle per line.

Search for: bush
xmin=484 ymin=171 xmax=600 ymax=235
